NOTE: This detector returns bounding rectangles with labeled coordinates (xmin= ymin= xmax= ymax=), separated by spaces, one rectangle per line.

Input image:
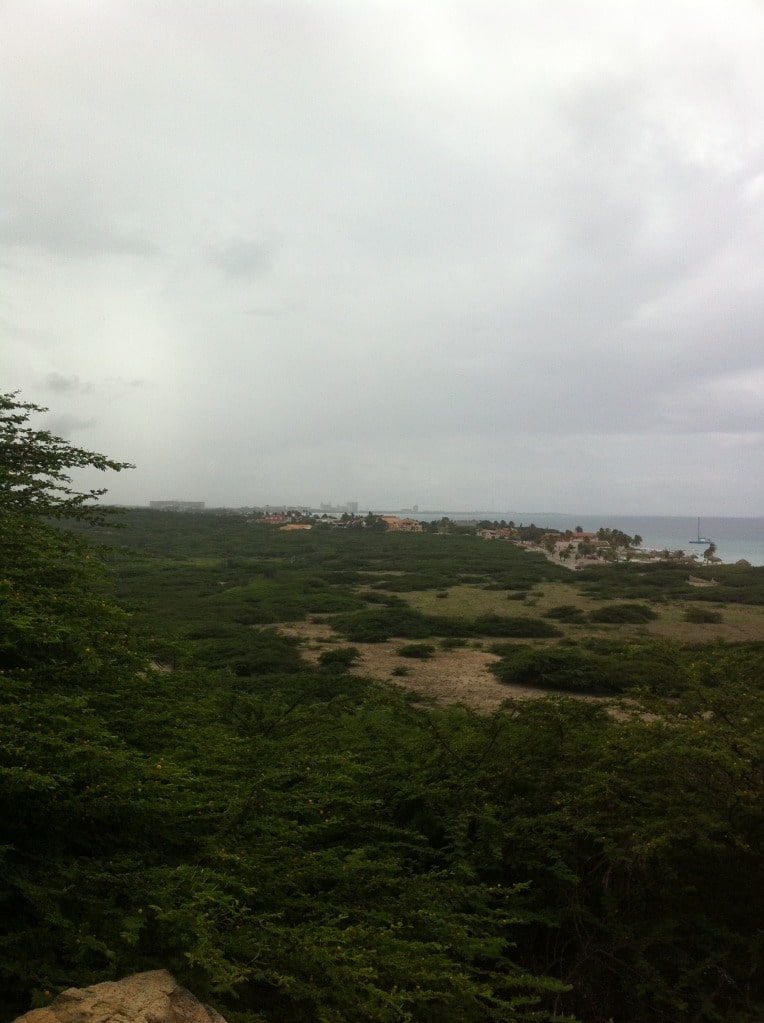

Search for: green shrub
xmin=491 ymin=645 xmax=607 ymax=692
xmin=472 ymin=614 xmax=561 ymax=638
xmin=318 ymin=646 xmax=361 ymax=669
xmin=684 ymin=606 xmax=724 ymax=624
xmin=397 ymin=643 xmax=437 ymax=659
xmin=375 ymin=573 xmax=453 ymax=592
xmin=190 ymin=626 xmax=305 ymax=676
xmin=589 ymin=602 xmax=658 ymax=624
xmin=544 ymin=604 xmax=587 ymax=623
xmin=490 ymin=640 xmax=686 ymax=695
xmin=334 ymin=605 xmax=432 ymax=643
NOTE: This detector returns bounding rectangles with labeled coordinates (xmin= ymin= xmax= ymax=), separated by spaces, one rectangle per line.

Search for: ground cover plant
xmin=573 ymin=559 xmax=764 ymax=605
xmin=396 ymin=642 xmax=437 ymax=659
xmin=543 ymin=604 xmax=587 ymax=622
xmin=684 ymin=606 xmax=724 ymax=624
xmin=3 ymin=392 xmax=764 ymax=1022
xmin=489 ymin=639 xmax=690 ymax=696
xmin=588 ymin=602 xmax=658 ymax=624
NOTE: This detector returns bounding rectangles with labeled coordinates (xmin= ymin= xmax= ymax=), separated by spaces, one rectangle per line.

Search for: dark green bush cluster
xmin=543 ymin=604 xmax=587 ymax=622
xmin=684 ymin=606 xmax=724 ymax=624
xmin=372 ymin=572 xmax=453 ymax=592
xmin=589 ymin=602 xmax=658 ymax=623
xmin=441 ymin=636 xmax=469 ymax=649
xmin=471 ymin=614 xmax=561 ymax=638
xmin=574 ymin=562 xmax=696 ymax=601
xmin=490 ymin=639 xmax=687 ymax=695
xmin=334 ymin=602 xmax=561 ymax=643
xmin=215 ymin=575 xmax=362 ymax=624
xmin=188 ymin=625 xmax=305 ymax=676
xmin=572 ymin=560 xmax=764 ymax=606
xmin=543 ymin=602 xmax=656 ymax=625
xmin=397 ymin=643 xmax=437 ymax=659
xmin=317 ymin=645 xmax=361 ymax=669
xmin=333 ymin=603 xmax=433 ymax=642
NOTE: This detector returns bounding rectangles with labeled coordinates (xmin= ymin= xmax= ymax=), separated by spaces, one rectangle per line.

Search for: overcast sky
xmin=3 ymin=1 xmax=763 ymax=514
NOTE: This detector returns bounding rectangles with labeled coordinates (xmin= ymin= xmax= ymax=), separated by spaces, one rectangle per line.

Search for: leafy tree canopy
xmin=0 ymin=391 xmax=133 ymax=523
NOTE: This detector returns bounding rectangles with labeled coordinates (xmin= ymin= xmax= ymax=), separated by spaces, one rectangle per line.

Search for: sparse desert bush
xmin=490 ymin=640 xmax=684 ymax=695
xmin=397 ymin=643 xmax=437 ymax=659
xmin=374 ymin=572 xmax=453 ymax=592
xmin=318 ymin=646 xmax=361 ymax=669
xmin=334 ymin=605 xmax=433 ymax=643
xmin=472 ymin=614 xmax=561 ymax=638
xmin=190 ymin=625 xmax=305 ymax=676
xmin=684 ymin=606 xmax=724 ymax=624
xmin=589 ymin=602 xmax=658 ymax=624
xmin=544 ymin=604 xmax=587 ymax=622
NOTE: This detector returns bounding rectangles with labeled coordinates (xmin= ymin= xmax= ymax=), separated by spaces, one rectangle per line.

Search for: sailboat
xmin=689 ymin=518 xmax=712 ymax=544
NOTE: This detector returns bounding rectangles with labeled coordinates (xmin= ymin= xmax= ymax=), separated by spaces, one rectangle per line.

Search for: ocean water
xmin=519 ymin=515 xmax=764 ymax=567
xmin=406 ymin=513 xmax=764 ymax=567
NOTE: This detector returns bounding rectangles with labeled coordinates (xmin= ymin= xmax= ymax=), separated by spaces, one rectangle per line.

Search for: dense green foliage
xmin=0 ymin=391 xmax=133 ymax=522
xmin=2 ymin=394 xmax=764 ymax=1022
xmin=577 ymin=560 xmax=764 ymax=605
xmin=396 ymin=643 xmax=437 ymax=659
xmin=588 ymin=602 xmax=658 ymax=624
xmin=489 ymin=639 xmax=689 ymax=695
xmin=684 ymin=606 xmax=724 ymax=624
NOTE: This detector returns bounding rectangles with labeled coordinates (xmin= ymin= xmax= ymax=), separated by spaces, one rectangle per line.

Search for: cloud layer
xmin=3 ymin=1 xmax=763 ymax=513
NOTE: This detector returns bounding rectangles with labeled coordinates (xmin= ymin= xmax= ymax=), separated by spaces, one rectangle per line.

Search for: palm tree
xmin=703 ymin=542 xmax=717 ymax=562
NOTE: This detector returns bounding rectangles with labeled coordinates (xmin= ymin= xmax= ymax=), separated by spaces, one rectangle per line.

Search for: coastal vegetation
xmin=2 ymin=391 xmax=764 ymax=1022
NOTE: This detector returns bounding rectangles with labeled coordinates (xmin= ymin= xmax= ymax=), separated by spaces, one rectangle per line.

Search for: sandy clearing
xmin=275 ymin=620 xmax=574 ymax=712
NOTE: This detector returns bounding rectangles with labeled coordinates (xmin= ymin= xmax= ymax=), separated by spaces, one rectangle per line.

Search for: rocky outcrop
xmin=13 ymin=971 xmax=228 ymax=1023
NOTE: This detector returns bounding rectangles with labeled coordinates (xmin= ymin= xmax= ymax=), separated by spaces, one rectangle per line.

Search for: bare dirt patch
xmin=276 ymin=620 xmax=574 ymax=712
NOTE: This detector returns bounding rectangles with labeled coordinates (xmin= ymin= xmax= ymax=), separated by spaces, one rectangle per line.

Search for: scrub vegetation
xmin=2 ymin=391 xmax=764 ymax=1023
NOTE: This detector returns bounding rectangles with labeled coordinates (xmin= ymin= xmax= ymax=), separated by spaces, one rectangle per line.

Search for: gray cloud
xmin=0 ymin=203 xmax=158 ymax=259
xmin=1 ymin=0 xmax=762 ymax=514
xmin=206 ymin=236 xmax=280 ymax=278
xmin=45 ymin=374 xmax=93 ymax=394
xmin=43 ymin=414 xmax=98 ymax=438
